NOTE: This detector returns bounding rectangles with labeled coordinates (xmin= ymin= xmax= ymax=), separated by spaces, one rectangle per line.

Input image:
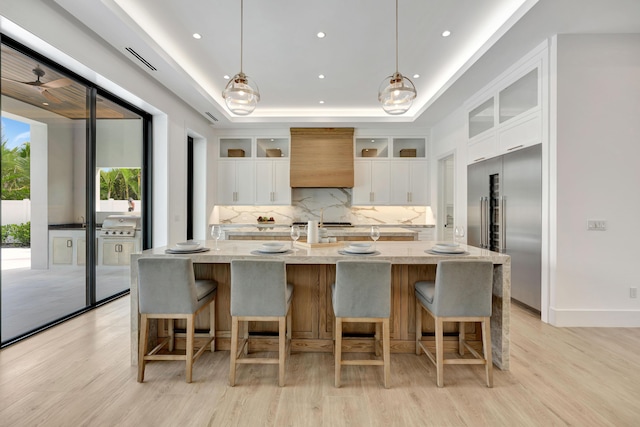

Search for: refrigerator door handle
xmin=500 ymin=196 xmax=506 ymax=252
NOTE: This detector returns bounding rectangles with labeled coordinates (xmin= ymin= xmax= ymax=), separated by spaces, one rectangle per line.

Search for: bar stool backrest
xmin=433 ymin=260 xmax=494 ymax=317
xmin=333 ymin=261 xmax=391 ymax=318
xmin=231 ymin=259 xmax=288 ymax=316
xmin=137 ymin=257 xmax=198 ymax=314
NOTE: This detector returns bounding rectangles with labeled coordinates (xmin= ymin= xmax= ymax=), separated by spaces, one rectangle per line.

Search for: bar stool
xmin=415 ymin=260 xmax=494 ymax=387
xmin=229 ymin=259 xmax=293 ymax=387
xmin=137 ymin=257 xmax=217 ymax=383
xmin=331 ymin=260 xmax=392 ymax=388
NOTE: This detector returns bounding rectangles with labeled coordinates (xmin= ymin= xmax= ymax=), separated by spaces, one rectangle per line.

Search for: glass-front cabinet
xmin=353 ymin=136 xmax=428 ymax=206
xmin=466 ymin=51 xmax=544 ymax=165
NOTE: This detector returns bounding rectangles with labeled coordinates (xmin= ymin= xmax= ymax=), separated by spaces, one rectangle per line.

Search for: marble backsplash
xmin=212 ymin=188 xmax=432 ymax=226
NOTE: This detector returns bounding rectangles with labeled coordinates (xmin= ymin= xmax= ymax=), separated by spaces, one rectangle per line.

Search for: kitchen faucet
xmin=79 ymin=216 xmax=85 ymax=228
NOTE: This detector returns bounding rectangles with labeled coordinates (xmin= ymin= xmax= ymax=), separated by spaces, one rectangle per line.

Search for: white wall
xmin=550 ymin=34 xmax=640 ymax=326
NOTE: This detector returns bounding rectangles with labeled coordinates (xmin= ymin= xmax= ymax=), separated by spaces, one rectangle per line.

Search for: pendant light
xmin=222 ymin=0 xmax=260 ymax=115
xmin=378 ymin=0 xmax=416 ymax=115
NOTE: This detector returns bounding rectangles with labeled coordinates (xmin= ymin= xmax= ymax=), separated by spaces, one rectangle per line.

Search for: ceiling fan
xmin=1 ymin=65 xmax=72 ymax=104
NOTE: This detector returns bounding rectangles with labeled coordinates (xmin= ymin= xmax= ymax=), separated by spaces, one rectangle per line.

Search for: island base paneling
xmin=152 ymin=264 xmax=485 ymax=357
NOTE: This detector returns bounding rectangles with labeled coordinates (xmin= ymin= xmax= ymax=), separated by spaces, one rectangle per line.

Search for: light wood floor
xmin=1 ymin=297 xmax=639 ymax=427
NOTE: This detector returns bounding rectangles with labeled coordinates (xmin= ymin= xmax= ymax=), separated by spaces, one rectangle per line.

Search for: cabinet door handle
xmin=507 ymin=144 xmax=524 ymax=151
xmin=67 ymin=239 xmax=73 ymax=248
xmin=473 ymin=157 xmax=486 ymax=162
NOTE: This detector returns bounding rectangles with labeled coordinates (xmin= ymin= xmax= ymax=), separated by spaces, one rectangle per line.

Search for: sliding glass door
xmin=0 ymin=36 xmax=151 ymax=346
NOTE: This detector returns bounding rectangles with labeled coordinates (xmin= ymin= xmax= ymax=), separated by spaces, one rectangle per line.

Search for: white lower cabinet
xmin=52 ymin=237 xmax=74 ymax=265
xmin=101 ymin=241 xmax=135 ymax=266
xmin=353 ymin=160 xmax=390 ymax=205
xmin=255 ymin=160 xmax=291 ymax=205
xmin=217 ymin=160 xmax=255 ymax=205
xmin=390 ymin=160 xmax=429 ymax=205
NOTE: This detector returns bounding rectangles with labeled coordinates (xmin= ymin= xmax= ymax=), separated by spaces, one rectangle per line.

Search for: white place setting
xmin=164 ymin=241 xmax=210 ymax=254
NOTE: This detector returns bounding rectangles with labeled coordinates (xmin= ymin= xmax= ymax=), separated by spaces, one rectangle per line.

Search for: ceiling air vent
xmin=205 ymin=112 xmax=219 ymax=122
xmin=125 ymin=47 xmax=157 ymax=71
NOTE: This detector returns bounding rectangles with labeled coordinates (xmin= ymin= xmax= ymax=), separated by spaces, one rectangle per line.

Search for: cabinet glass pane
xmin=257 ymin=137 xmax=288 ymax=158
xmin=499 ymin=69 xmax=538 ymax=123
xmin=468 ymin=98 xmax=494 ymax=138
xmin=355 ymin=138 xmax=388 ymax=158
xmin=220 ymin=138 xmax=252 ymax=158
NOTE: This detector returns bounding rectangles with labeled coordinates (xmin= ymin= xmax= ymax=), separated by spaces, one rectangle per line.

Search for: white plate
xmin=175 ymin=241 xmax=201 ymax=251
xmin=256 ymin=248 xmax=290 ymax=254
xmin=259 ymin=243 xmax=286 ymax=253
xmin=344 ymin=244 xmax=375 ymax=254
xmin=434 ymin=242 xmax=459 ymax=248
xmin=430 ymin=246 xmax=466 ymax=254
xmin=170 ymin=245 xmax=202 ymax=252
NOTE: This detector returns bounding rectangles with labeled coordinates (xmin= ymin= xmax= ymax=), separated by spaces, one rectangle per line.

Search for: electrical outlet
xmin=587 ymin=220 xmax=607 ymax=231
xmin=631 ymin=287 xmax=638 ymax=299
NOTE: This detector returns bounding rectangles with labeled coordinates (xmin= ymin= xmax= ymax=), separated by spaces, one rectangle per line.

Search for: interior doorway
xmin=437 ymin=154 xmax=455 ymax=241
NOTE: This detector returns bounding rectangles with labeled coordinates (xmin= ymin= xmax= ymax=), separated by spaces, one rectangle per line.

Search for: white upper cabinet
xmin=466 ymin=42 xmax=547 ymax=164
xmin=390 ymin=160 xmax=429 ymax=205
xmin=353 ymin=160 xmax=391 ymax=205
xmin=353 ymin=136 xmax=427 ymax=206
xmin=255 ymin=159 xmax=291 ymax=205
xmin=217 ymin=159 xmax=255 ymax=205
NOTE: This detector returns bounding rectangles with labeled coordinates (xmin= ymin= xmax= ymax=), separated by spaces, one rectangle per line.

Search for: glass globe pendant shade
xmin=378 ymin=72 xmax=416 ymax=115
xmin=222 ymin=72 xmax=260 ymax=116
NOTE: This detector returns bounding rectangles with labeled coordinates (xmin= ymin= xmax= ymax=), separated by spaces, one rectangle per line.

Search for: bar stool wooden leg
xmin=137 ymin=314 xmax=149 ymax=383
xmin=209 ymin=300 xmax=216 ymax=352
xmin=482 ymin=317 xmax=493 ymax=388
xmin=435 ymin=317 xmax=444 ymax=388
xmin=168 ymin=319 xmax=175 ymax=352
xmin=229 ymin=316 xmax=239 ymax=386
xmin=459 ymin=321 xmax=465 ymax=356
xmin=186 ymin=315 xmax=194 ymax=383
xmin=375 ymin=322 xmax=382 ymax=357
xmin=335 ymin=317 xmax=343 ymax=388
xmin=382 ymin=318 xmax=391 ymax=389
xmin=415 ymin=300 xmax=422 ymax=355
xmin=278 ymin=316 xmax=286 ymax=387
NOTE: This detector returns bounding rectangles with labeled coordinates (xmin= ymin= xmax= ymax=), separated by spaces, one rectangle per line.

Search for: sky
xmin=1 ymin=116 xmax=31 ymax=149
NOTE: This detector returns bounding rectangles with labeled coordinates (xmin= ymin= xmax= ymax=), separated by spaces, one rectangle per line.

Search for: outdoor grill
xmin=99 ymin=215 xmax=141 ymax=237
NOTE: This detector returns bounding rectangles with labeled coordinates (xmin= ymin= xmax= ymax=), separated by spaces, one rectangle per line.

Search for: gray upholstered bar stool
xmin=332 ymin=260 xmax=392 ymax=388
xmin=137 ymin=257 xmax=217 ymax=383
xmin=230 ymin=259 xmax=293 ymax=387
xmin=415 ymin=260 xmax=494 ymax=388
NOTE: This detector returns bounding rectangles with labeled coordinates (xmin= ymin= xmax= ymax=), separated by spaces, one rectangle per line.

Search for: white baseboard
xmin=548 ymin=308 xmax=640 ymax=327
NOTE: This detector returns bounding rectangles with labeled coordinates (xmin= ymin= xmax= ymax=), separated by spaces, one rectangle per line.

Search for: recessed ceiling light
xmin=223 ymin=75 xmax=230 ymax=80
xmin=413 ymin=74 xmax=420 ymax=79
xmin=318 ymin=74 xmax=325 ymax=79
xmin=317 ymin=32 xmax=326 ymax=38
xmin=192 ymin=33 xmax=202 ymax=39
xmin=442 ymin=30 xmax=451 ymax=37
xmin=319 ymin=100 xmax=325 ymax=104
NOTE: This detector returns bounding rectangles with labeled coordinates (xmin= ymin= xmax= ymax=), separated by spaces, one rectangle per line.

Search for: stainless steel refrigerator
xmin=467 ymin=144 xmax=542 ymax=310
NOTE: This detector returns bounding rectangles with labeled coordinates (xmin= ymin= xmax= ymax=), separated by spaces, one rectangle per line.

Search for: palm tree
xmin=120 ymin=168 xmax=141 ymax=200
xmin=100 ymin=168 xmax=121 ymax=199
xmin=2 ymin=140 xmax=31 ymax=200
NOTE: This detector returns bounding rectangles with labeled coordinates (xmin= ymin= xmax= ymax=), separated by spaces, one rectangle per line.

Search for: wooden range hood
xmin=289 ymin=127 xmax=354 ymax=188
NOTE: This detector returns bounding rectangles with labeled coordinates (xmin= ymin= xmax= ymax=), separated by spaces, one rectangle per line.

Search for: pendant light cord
xmin=395 ymin=0 xmax=399 ymax=74
xmin=240 ymin=0 xmax=244 ymax=73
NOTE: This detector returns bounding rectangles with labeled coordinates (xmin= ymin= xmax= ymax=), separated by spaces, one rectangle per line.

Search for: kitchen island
xmin=130 ymin=240 xmax=511 ymax=369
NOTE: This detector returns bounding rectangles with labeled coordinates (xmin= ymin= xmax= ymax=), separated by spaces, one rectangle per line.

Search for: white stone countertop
xmin=135 ymin=239 xmax=510 ymax=265
xmin=222 ymin=226 xmax=419 ymax=238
